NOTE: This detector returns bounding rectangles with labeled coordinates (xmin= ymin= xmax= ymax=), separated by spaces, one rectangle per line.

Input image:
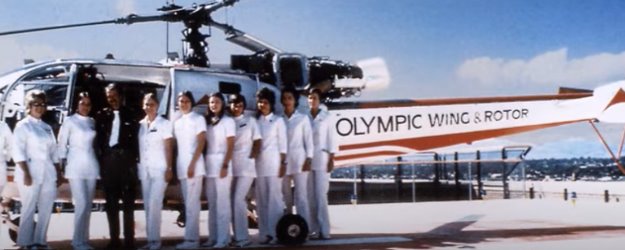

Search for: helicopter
xmin=0 ymin=0 xmax=389 ymax=245
xmin=2 ymin=0 xmax=625 ymax=247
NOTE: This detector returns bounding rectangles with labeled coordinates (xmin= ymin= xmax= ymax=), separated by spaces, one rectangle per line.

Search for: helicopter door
xmin=3 ymin=63 xmax=77 ymax=132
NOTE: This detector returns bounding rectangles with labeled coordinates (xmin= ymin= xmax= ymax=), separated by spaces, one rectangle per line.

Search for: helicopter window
xmin=20 ymin=65 xmax=71 ymax=83
xmin=219 ymin=81 xmax=242 ymax=95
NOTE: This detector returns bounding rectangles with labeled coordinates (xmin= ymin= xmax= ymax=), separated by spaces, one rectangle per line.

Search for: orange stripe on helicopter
xmin=337 ymin=119 xmax=589 ymax=162
xmin=603 ymin=88 xmax=625 ymax=111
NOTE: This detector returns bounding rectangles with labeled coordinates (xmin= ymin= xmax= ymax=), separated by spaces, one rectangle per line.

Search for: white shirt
xmin=205 ymin=115 xmax=235 ymax=177
xmin=138 ymin=116 xmax=173 ymax=180
xmin=13 ymin=116 xmax=59 ymax=184
xmin=0 ymin=122 xmax=12 ymax=186
xmin=232 ymin=115 xmax=261 ymax=177
xmin=57 ymin=114 xmax=99 ymax=179
xmin=173 ymin=111 xmax=206 ymax=179
xmin=284 ymin=111 xmax=314 ymax=175
xmin=256 ymin=113 xmax=287 ymax=177
xmin=310 ymin=109 xmax=339 ymax=170
xmin=109 ymin=110 xmax=120 ymax=147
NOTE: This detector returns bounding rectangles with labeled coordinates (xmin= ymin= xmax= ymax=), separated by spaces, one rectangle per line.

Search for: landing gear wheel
xmin=276 ymin=214 xmax=308 ymax=245
xmin=176 ymin=211 xmax=186 ymax=228
xmin=8 ymin=217 xmax=20 ymax=243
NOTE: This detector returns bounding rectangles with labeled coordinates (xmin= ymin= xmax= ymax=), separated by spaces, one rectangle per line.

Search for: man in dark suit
xmin=95 ymin=83 xmax=139 ymax=249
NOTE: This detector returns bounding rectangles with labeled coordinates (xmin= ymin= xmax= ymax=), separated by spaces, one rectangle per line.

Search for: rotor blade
xmin=0 ymin=13 xmax=168 ymax=37
xmin=0 ymin=20 xmax=117 ymax=36
xmin=210 ymin=20 xmax=282 ymax=54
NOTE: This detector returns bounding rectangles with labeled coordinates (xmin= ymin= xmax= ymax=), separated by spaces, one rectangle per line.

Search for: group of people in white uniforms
xmin=0 ymin=85 xmax=339 ymax=249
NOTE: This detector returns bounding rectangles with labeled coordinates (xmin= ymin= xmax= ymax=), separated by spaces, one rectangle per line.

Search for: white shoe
xmin=200 ymin=240 xmax=215 ymax=248
xmin=211 ymin=242 xmax=228 ymax=249
xmin=176 ymin=241 xmax=199 ymax=249
xmin=232 ymin=240 xmax=251 ymax=248
xmin=149 ymin=242 xmax=162 ymax=250
xmin=139 ymin=243 xmax=152 ymax=250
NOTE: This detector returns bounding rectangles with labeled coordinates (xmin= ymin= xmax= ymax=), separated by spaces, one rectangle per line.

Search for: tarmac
xmin=2 ymin=198 xmax=625 ymax=249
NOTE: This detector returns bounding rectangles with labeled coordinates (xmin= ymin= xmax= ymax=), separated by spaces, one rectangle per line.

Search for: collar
xmin=26 ymin=115 xmax=42 ymax=123
xmin=75 ymin=113 xmax=90 ymax=121
xmin=261 ymin=112 xmax=274 ymax=121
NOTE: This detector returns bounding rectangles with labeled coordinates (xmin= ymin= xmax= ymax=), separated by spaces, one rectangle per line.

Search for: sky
xmin=1 ymin=0 xmax=625 ymax=159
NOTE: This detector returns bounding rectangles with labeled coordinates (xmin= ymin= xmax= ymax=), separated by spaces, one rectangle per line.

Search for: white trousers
xmin=231 ymin=176 xmax=254 ymax=242
xmin=308 ymin=170 xmax=330 ymax=237
xmin=69 ymin=179 xmax=96 ymax=248
xmin=282 ymin=172 xmax=310 ymax=224
xmin=255 ymin=176 xmax=284 ymax=239
xmin=17 ymin=181 xmax=57 ymax=247
xmin=205 ymin=176 xmax=232 ymax=245
xmin=140 ymin=176 xmax=167 ymax=244
xmin=180 ymin=176 xmax=203 ymax=242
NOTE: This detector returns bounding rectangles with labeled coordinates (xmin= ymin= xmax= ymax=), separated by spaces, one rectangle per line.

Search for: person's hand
xmin=187 ymin=165 xmax=195 ymax=178
xmin=220 ymin=167 xmax=228 ymax=179
xmin=23 ymin=173 xmax=32 ymax=186
xmin=165 ymin=168 xmax=174 ymax=183
xmin=302 ymin=158 xmax=311 ymax=172
xmin=279 ymin=163 xmax=286 ymax=177
xmin=327 ymin=160 xmax=334 ymax=173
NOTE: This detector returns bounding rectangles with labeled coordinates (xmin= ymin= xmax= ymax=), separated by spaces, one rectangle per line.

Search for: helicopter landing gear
xmin=276 ymin=214 xmax=308 ymax=246
xmin=1 ymin=212 xmax=20 ymax=244
xmin=176 ymin=209 xmax=186 ymax=228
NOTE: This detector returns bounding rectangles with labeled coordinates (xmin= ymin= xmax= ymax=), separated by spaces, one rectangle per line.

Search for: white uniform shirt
xmin=285 ymin=111 xmax=314 ymax=175
xmin=173 ymin=111 xmax=206 ymax=179
xmin=57 ymin=114 xmax=99 ymax=179
xmin=138 ymin=116 xmax=173 ymax=180
xmin=205 ymin=115 xmax=235 ymax=177
xmin=13 ymin=116 xmax=59 ymax=184
xmin=256 ymin=113 xmax=287 ymax=177
xmin=0 ymin=122 xmax=12 ymax=186
xmin=232 ymin=115 xmax=261 ymax=177
xmin=310 ymin=109 xmax=339 ymax=170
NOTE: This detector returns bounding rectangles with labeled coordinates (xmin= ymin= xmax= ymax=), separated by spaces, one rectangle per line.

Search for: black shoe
xmin=105 ymin=239 xmax=122 ymax=249
xmin=124 ymin=240 xmax=136 ymax=249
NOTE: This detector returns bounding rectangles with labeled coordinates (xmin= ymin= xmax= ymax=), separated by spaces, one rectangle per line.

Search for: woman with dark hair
xmin=173 ymin=91 xmax=206 ymax=249
xmin=228 ymin=93 xmax=261 ymax=247
xmin=254 ymin=87 xmax=287 ymax=244
xmin=280 ymin=87 xmax=313 ymax=225
xmin=57 ymin=91 xmax=99 ymax=249
xmin=307 ymin=89 xmax=338 ymax=240
xmin=138 ymin=93 xmax=173 ymax=250
xmin=202 ymin=92 xmax=235 ymax=248
xmin=13 ymin=90 xmax=62 ymax=249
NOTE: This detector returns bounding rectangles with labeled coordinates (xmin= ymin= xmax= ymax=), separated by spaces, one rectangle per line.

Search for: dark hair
xmin=255 ymin=87 xmax=275 ymax=116
xmin=281 ymin=86 xmax=299 ymax=108
xmin=177 ymin=90 xmax=195 ymax=107
xmin=105 ymin=82 xmax=121 ymax=95
xmin=205 ymin=92 xmax=226 ymax=125
xmin=72 ymin=91 xmax=91 ymax=115
xmin=143 ymin=92 xmax=159 ymax=105
xmin=228 ymin=93 xmax=246 ymax=107
xmin=307 ymin=88 xmax=323 ymax=98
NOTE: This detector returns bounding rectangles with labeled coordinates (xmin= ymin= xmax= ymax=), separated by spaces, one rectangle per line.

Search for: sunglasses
xmin=31 ymin=102 xmax=46 ymax=107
